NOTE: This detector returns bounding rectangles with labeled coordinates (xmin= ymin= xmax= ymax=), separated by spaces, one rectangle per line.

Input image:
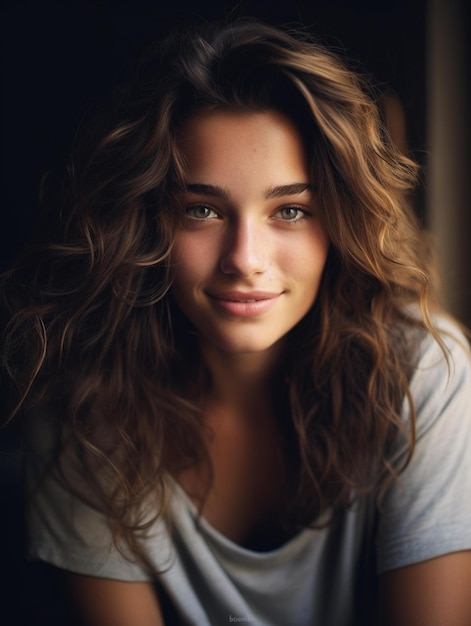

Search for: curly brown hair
xmin=1 ymin=19 xmax=446 ymax=561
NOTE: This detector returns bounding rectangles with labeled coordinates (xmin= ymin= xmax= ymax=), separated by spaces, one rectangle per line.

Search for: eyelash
xmin=274 ymin=206 xmax=310 ymax=223
xmin=185 ymin=205 xmax=219 ymax=220
xmin=185 ymin=204 xmax=311 ymax=223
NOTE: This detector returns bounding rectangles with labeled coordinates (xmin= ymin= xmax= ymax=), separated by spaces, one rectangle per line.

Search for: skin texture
xmin=171 ymin=109 xmax=330 ymax=363
xmin=378 ymin=552 xmax=471 ymax=625
xmin=65 ymin=575 xmax=164 ymax=626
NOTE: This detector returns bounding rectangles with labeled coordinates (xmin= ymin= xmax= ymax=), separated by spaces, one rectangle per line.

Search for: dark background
xmin=1 ymin=0 xmax=429 ymax=272
xmin=0 ymin=1 xmax=468 ymax=624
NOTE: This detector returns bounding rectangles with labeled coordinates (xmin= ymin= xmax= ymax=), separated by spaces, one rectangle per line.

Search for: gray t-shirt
xmin=24 ymin=318 xmax=471 ymax=625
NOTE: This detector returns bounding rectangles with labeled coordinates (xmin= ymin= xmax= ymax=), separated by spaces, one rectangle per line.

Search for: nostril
xmin=219 ymin=242 xmax=268 ymax=277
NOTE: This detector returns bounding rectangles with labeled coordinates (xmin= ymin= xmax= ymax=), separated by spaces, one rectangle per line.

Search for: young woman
xmin=1 ymin=19 xmax=471 ymax=626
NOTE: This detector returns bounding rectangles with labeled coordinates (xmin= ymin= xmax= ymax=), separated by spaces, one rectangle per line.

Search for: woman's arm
xmin=65 ymin=573 xmax=165 ymax=626
xmin=378 ymin=550 xmax=471 ymax=625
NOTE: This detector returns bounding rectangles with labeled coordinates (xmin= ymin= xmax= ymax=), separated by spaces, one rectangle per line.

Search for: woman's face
xmin=171 ymin=108 xmax=329 ymax=357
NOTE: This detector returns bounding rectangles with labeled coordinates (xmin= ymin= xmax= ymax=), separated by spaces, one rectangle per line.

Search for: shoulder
xmin=416 ymin=313 xmax=470 ymax=369
xmin=405 ymin=313 xmax=470 ymax=434
xmin=376 ymin=314 xmax=471 ymax=574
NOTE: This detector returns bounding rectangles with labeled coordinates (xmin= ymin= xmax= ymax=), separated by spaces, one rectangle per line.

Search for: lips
xmin=209 ymin=291 xmax=280 ymax=302
xmin=206 ymin=290 xmax=282 ymax=317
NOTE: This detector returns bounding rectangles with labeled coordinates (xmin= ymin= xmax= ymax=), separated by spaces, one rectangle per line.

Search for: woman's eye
xmin=186 ymin=205 xmax=218 ymax=219
xmin=276 ymin=206 xmax=309 ymax=222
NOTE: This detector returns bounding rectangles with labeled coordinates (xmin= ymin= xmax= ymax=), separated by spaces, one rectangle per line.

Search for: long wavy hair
xmin=1 ymin=20 xmax=445 ymax=559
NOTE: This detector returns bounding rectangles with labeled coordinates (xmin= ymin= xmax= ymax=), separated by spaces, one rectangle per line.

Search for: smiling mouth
xmin=209 ymin=291 xmax=281 ymax=302
xmin=206 ymin=291 xmax=282 ymax=317
xmin=223 ymin=297 xmax=264 ymax=303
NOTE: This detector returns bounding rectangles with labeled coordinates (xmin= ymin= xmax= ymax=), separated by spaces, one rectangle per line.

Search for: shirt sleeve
xmin=23 ymin=407 xmax=154 ymax=581
xmin=376 ymin=319 xmax=471 ymax=573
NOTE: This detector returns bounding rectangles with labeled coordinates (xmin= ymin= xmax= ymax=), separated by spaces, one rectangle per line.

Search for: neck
xmin=199 ymin=340 xmax=286 ymax=416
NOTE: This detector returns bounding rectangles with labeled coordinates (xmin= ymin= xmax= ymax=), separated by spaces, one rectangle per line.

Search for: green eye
xmin=277 ymin=206 xmax=308 ymax=222
xmin=186 ymin=205 xmax=218 ymax=219
xmin=280 ymin=207 xmax=299 ymax=219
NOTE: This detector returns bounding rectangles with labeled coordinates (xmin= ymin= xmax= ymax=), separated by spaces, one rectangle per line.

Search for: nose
xmin=219 ymin=217 xmax=269 ymax=277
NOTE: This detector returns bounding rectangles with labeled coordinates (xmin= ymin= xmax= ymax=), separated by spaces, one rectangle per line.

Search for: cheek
xmin=302 ymin=256 xmax=328 ymax=301
xmin=172 ymin=233 xmax=200 ymax=266
xmin=171 ymin=234 xmax=215 ymax=287
xmin=281 ymin=234 xmax=329 ymax=282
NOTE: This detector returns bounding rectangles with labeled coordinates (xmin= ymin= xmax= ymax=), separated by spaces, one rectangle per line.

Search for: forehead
xmin=176 ymin=108 xmax=310 ymax=185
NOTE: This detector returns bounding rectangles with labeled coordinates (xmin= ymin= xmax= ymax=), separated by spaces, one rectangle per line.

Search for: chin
xmin=204 ymin=332 xmax=286 ymax=356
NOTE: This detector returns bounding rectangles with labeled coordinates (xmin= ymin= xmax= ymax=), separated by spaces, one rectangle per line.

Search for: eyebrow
xmin=265 ymin=183 xmax=313 ymax=198
xmin=183 ymin=183 xmax=313 ymax=199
